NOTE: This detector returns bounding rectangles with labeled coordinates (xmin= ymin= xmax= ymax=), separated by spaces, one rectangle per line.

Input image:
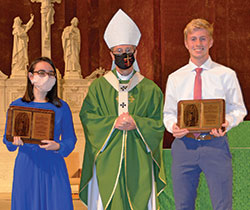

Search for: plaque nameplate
xmin=177 ymin=99 xmax=225 ymax=132
xmin=6 ymin=106 xmax=55 ymax=144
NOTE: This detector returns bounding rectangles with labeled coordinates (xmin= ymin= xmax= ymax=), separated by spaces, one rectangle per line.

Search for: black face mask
xmin=114 ymin=52 xmax=135 ymax=70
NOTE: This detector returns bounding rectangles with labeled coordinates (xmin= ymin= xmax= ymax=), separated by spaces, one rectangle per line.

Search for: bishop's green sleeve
xmin=132 ymin=84 xmax=165 ymax=162
xmin=79 ymin=79 xmax=118 ymax=152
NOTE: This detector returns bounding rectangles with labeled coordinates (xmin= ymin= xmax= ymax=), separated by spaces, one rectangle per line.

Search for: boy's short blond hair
xmin=184 ymin=19 xmax=214 ymax=40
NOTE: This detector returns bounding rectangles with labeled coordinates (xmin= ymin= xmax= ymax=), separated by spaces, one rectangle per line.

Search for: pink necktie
xmin=193 ymin=68 xmax=202 ymax=138
xmin=194 ymin=68 xmax=202 ymax=99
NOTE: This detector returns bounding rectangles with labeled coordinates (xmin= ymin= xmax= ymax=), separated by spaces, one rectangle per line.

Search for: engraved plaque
xmin=177 ymin=99 xmax=225 ymax=132
xmin=6 ymin=106 xmax=55 ymax=144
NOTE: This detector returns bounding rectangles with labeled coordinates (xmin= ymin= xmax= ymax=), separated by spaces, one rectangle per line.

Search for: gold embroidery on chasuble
xmin=116 ymin=94 xmax=135 ymax=104
xmin=128 ymin=95 xmax=135 ymax=103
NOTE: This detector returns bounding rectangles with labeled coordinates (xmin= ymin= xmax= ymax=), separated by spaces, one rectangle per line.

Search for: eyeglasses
xmin=112 ymin=47 xmax=135 ymax=56
xmin=33 ymin=70 xmax=56 ymax=77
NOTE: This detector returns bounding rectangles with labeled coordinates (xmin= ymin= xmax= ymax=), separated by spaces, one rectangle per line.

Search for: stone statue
xmin=85 ymin=67 xmax=108 ymax=79
xmin=31 ymin=0 xmax=60 ymax=37
xmin=62 ymin=17 xmax=82 ymax=79
xmin=11 ymin=14 xmax=34 ymax=77
xmin=31 ymin=0 xmax=61 ymax=57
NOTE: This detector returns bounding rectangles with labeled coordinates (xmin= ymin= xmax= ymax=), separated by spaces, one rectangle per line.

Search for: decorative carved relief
xmin=5 ymin=78 xmax=27 ymax=112
xmin=85 ymin=67 xmax=108 ymax=79
xmin=61 ymin=78 xmax=92 ymax=138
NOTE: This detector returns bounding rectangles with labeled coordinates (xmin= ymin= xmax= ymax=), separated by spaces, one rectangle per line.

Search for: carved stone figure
xmin=85 ymin=67 xmax=108 ymax=79
xmin=31 ymin=0 xmax=61 ymax=57
xmin=11 ymin=14 xmax=34 ymax=77
xmin=31 ymin=0 xmax=60 ymax=37
xmin=62 ymin=17 xmax=81 ymax=79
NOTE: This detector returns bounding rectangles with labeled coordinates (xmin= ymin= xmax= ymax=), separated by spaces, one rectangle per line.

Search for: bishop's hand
xmin=115 ymin=112 xmax=136 ymax=131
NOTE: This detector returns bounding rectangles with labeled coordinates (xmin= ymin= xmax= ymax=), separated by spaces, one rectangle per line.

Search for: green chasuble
xmin=79 ymin=70 xmax=166 ymax=210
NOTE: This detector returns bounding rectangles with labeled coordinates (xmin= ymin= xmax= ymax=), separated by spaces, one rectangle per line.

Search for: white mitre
xmin=104 ymin=9 xmax=141 ymax=71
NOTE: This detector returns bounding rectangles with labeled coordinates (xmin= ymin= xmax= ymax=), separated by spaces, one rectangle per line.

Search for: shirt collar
xmin=188 ymin=56 xmax=213 ymax=71
xmin=116 ymin=69 xmax=134 ymax=80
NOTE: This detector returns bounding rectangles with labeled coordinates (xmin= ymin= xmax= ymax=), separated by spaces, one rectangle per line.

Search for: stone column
xmin=0 ymin=71 xmax=8 ymax=136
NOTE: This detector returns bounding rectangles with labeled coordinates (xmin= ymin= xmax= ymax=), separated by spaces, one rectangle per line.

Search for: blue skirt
xmin=11 ymin=144 xmax=73 ymax=210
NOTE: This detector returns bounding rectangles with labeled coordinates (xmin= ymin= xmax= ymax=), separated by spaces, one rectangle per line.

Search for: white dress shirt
xmin=163 ymin=57 xmax=247 ymax=133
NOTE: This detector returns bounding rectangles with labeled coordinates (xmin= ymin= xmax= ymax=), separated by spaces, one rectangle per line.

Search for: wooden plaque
xmin=6 ymin=106 xmax=55 ymax=144
xmin=177 ymin=99 xmax=225 ymax=132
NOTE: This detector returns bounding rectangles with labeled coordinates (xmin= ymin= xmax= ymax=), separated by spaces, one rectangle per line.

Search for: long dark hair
xmin=22 ymin=57 xmax=62 ymax=107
